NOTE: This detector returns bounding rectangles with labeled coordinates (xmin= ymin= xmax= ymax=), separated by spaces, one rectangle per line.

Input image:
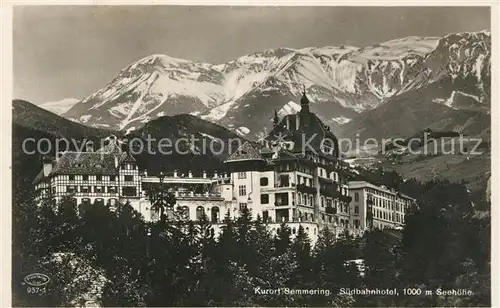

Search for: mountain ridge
xmin=60 ymin=30 xmax=490 ymax=139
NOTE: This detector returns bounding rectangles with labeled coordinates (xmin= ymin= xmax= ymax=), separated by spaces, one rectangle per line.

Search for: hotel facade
xmin=34 ymin=92 xmax=413 ymax=242
xmin=348 ymin=181 xmax=415 ymax=230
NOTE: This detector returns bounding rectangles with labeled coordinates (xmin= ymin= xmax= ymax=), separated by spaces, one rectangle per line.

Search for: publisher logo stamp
xmin=24 ymin=273 xmax=50 ymax=287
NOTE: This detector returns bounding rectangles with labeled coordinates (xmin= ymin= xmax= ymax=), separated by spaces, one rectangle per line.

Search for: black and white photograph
xmin=10 ymin=3 xmax=494 ymax=307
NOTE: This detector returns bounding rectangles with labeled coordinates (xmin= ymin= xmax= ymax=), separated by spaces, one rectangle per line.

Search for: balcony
xmin=296 ymin=184 xmax=317 ymax=194
xmin=325 ymin=206 xmax=336 ymax=214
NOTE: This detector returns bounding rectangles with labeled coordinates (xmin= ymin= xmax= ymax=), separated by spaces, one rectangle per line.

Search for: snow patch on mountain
xmin=236 ymin=126 xmax=250 ymax=136
xmin=79 ymin=115 xmax=92 ymax=123
xmin=433 ymin=90 xmax=481 ymax=109
xmin=278 ymin=101 xmax=302 ymax=117
xmin=332 ymin=116 xmax=352 ymax=125
xmin=40 ymin=98 xmax=80 ymax=115
xmin=201 ymin=101 xmax=236 ymax=121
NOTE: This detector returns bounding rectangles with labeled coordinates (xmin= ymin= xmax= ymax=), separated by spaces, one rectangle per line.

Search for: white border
xmin=1 ymin=2 xmax=497 ymax=307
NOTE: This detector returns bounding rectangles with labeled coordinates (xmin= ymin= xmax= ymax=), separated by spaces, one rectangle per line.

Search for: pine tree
xmin=235 ymin=206 xmax=255 ymax=273
xmin=289 ymin=225 xmax=314 ymax=304
xmin=274 ymin=221 xmax=292 ymax=255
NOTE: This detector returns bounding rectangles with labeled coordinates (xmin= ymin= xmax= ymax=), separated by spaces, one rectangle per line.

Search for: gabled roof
xmin=225 ymin=141 xmax=264 ymax=163
xmin=33 ymin=137 xmax=136 ymax=184
xmin=50 ymin=151 xmax=126 ymax=176
xmin=266 ymin=111 xmax=339 ymax=159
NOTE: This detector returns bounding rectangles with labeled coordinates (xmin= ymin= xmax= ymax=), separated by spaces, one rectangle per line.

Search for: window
xmin=260 ymin=177 xmax=268 ymax=186
xmin=354 ymin=219 xmax=360 ymax=228
xmin=108 ymin=186 xmax=117 ymax=193
xmin=96 ymin=175 xmax=102 ymax=181
xmin=321 ymin=197 xmax=325 ymax=207
xmin=68 ymin=175 xmax=75 ymax=181
xmin=80 ymin=186 xmax=90 ymax=193
xmin=279 ymin=175 xmax=290 ymax=187
xmin=354 ymin=192 xmax=359 ymax=202
xmin=94 ymin=186 xmax=104 ymax=193
xmin=124 ymin=175 xmax=134 ymax=181
xmin=238 ymin=172 xmax=246 ymax=179
xmin=239 ymin=203 xmax=247 ymax=211
xmin=82 ymin=175 xmax=89 ymax=181
xmin=275 ymin=193 xmax=289 ymax=206
xmin=321 ymin=140 xmax=334 ymax=155
xmin=262 ymin=210 xmax=269 ymax=222
xmin=355 ymin=206 xmax=359 ymax=214
xmin=238 ymin=185 xmax=246 ymax=196
xmin=196 ymin=206 xmax=205 ymax=220
xmin=122 ymin=186 xmax=137 ymax=196
xmin=261 ymin=194 xmax=269 ymax=204
xmin=211 ymin=206 xmax=220 ymax=223
xmin=110 ymin=175 xmax=116 ymax=182
xmin=66 ymin=186 xmax=77 ymax=193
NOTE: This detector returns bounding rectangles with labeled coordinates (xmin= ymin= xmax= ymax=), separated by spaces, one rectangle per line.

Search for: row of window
xmin=65 ymin=185 xmax=137 ymax=196
xmin=373 ymin=209 xmax=405 ymax=223
xmin=372 ymin=197 xmax=405 ymax=212
xmin=66 ymin=185 xmax=117 ymax=194
xmin=366 ymin=188 xmax=412 ymax=205
xmin=317 ymin=168 xmax=338 ymax=181
xmin=297 ymin=175 xmax=312 ymax=187
xmin=62 ymin=174 xmax=135 ymax=182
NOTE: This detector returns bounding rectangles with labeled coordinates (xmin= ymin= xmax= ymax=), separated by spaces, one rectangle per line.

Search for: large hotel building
xmin=33 ymin=92 xmax=414 ymax=242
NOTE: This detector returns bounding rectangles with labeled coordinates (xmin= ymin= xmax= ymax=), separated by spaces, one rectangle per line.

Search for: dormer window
xmin=321 ymin=139 xmax=334 ymax=155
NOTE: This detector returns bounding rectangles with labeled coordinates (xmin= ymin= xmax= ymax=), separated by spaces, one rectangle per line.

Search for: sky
xmin=13 ymin=6 xmax=490 ymax=104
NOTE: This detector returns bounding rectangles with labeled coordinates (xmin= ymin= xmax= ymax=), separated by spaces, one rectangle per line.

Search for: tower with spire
xmin=299 ymin=85 xmax=310 ymax=127
xmin=300 ymin=85 xmax=310 ymax=113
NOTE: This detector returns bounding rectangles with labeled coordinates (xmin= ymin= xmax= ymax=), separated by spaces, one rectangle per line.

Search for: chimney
xmin=173 ymin=170 xmax=178 ymax=177
xmin=85 ymin=140 xmax=94 ymax=152
xmin=144 ymin=169 xmax=148 ymax=177
xmin=42 ymin=156 xmax=53 ymax=177
xmin=188 ymin=170 xmax=193 ymax=178
xmin=214 ymin=171 xmax=218 ymax=178
xmin=114 ymin=155 xmax=119 ymax=168
xmin=202 ymin=171 xmax=207 ymax=178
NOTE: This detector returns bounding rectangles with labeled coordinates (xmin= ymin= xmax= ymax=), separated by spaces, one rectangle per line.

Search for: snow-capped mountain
xmin=39 ymin=98 xmax=80 ymax=115
xmin=63 ymin=30 xmax=491 ymax=136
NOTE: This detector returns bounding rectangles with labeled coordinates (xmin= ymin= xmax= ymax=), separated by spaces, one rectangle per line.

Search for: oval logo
xmin=24 ymin=273 xmax=50 ymax=286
